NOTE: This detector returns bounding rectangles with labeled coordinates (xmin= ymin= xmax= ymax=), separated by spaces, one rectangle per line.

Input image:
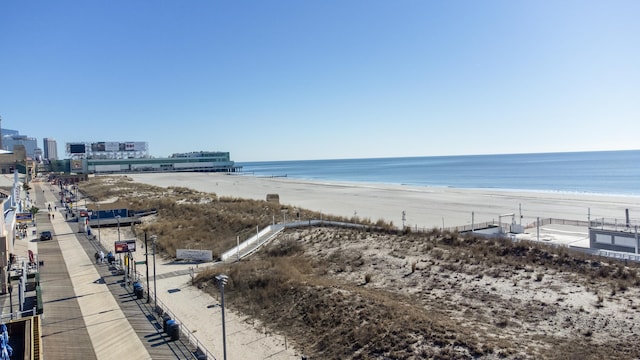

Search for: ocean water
xmin=239 ymin=150 xmax=640 ymax=196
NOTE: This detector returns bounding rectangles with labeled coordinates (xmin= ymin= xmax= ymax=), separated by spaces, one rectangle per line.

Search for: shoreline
xmin=233 ymin=172 xmax=640 ymax=199
xmin=125 ymin=173 xmax=640 ymax=230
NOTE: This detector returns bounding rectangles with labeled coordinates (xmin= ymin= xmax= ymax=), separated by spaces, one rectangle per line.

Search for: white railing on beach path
xmin=220 ymin=224 xmax=285 ymax=262
xmin=596 ymin=250 xmax=640 ymax=262
xmin=221 ymin=220 xmax=369 ymax=262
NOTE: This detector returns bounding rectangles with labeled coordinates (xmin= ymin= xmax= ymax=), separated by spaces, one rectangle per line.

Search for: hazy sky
xmin=1 ymin=1 xmax=638 ymax=162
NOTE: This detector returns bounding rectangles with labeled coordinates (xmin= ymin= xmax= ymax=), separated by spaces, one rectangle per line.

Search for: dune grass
xmin=80 ymin=175 xmax=640 ymax=359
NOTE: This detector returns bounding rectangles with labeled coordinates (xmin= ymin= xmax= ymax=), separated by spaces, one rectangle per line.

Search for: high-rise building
xmin=43 ymin=138 xmax=58 ymax=160
xmin=2 ymin=134 xmax=38 ymax=158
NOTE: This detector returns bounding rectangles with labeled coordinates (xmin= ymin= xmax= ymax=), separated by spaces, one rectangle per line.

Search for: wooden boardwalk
xmin=79 ymin=236 xmax=197 ymax=359
xmin=38 ymin=210 xmax=98 ymax=360
xmin=35 ymin=184 xmax=199 ymax=359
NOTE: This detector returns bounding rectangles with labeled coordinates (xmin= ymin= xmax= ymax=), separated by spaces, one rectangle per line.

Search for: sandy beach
xmin=127 ymin=172 xmax=640 ymax=229
xmin=101 ymin=172 xmax=640 ymax=358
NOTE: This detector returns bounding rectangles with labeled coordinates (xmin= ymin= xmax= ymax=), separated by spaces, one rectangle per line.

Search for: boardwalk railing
xmin=128 ymin=272 xmax=216 ymax=360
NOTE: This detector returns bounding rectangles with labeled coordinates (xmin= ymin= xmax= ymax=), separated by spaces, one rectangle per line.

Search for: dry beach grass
xmin=79 ymin=175 xmax=640 ymax=359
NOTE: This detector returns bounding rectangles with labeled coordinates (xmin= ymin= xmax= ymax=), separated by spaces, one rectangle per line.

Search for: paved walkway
xmin=1 ymin=180 xmax=299 ymax=359
xmin=34 ymin=182 xmax=196 ymax=359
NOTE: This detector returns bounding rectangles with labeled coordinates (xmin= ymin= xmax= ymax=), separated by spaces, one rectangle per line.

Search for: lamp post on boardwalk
xmin=116 ymin=215 xmax=122 ymax=268
xmin=216 ymin=274 xmax=229 ymax=360
xmin=144 ymin=231 xmax=150 ymax=303
xmin=151 ymin=235 xmax=158 ymax=311
xmin=8 ymin=283 xmax=12 ymax=319
xmin=97 ymin=203 xmax=101 ymax=242
xmin=115 ymin=215 xmax=121 ymax=241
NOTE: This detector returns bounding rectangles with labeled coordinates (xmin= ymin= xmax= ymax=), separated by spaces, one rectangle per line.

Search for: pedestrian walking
xmin=99 ymin=250 xmax=105 ymax=264
xmin=94 ymin=251 xmax=99 ymax=264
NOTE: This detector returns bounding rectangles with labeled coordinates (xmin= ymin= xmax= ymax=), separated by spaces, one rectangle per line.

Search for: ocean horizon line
xmin=236 ymin=150 xmax=640 ymax=197
xmin=237 ymin=148 xmax=640 ymax=164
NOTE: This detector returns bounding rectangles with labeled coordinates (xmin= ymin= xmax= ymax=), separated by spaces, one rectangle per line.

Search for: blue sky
xmin=1 ymin=1 xmax=638 ymax=162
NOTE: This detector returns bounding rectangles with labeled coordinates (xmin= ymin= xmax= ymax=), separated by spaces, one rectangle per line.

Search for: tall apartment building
xmin=43 ymin=138 xmax=58 ymax=160
xmin=2 ymin=134 xmax=38 ymax=158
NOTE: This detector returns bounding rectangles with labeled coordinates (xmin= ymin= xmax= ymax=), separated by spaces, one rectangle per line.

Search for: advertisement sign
xmin=68 ymin=143 xmax=86 ymax=154
xmin=16 ymin=212 xmax=33 ymax=223
xmin=105 ymin=142 xmax=120 ymax=151
xmin=114 ymin=240 xmax=137 ymax=253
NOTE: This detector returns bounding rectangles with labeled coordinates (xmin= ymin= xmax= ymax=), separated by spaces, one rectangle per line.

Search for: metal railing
xmin=525 ymin=217 xmax=640 ymax=232
xmin=0 ymin=307 xmax=37 ymax=322
xmin=596 ymin=249 xmax=640 ymax=262
xmin=128 ymin=271 xmax=216 ymax=360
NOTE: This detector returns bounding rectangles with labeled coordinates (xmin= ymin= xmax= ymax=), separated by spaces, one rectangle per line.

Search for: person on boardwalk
xmin=94 ymin=251 xmax=99 ymax=264
xmin=99 ymin=250 xmax=105 ymax=264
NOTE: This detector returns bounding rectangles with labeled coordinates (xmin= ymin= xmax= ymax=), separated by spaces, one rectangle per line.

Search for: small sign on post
xmin=176 ymin=249 xmax=213 ymax=262
xmin=114 ymin=240 xmax=137 ymax=254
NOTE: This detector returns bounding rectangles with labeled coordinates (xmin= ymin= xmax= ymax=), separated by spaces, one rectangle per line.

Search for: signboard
xmin=68 ymin=143 xmax=86 ymax=154
xmin=114 ymin=240 xmax=137 ymax=254
xmin=176 ymin=249 xmax=213 ymax=262
xmin=16 ymin=212 xmax=33 ymax=223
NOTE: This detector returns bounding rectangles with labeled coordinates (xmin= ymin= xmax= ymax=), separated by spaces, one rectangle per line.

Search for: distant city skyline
xmin=1 ymin=1 xmax=638 ymax=162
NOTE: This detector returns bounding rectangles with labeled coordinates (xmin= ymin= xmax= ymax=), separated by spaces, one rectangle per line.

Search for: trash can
xmin=162 ymin=314 xmax=172 ymax=333
xmin=133 ymin=282 xmax=144 ymax=299
xmin=167 ymin=320 xmax=180 ymax=341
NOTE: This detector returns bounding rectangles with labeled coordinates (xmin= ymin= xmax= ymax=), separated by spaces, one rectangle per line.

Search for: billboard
xmin=118 ymin=142 xmax=146 ymax=151
xmin=91 ymin=142 xmax=106 ymax=151
xmin=114 ymin=240 xmax=137 ymax=253
xmin=71 ymin=159 xmax=83 ymax=170
xmin=90 ymin=142 xmax=121 ymax=152
xmin=69 ymin=143 xmax=86 ymax=154
xmin=105 ymin=142 xmax=120 ymax=151
xmin=16 ymin=212 xmax=33 ymax=223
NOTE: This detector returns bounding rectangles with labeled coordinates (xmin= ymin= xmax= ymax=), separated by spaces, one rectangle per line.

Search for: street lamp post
xmin=116 ymin=215 xmax=122 ymax=268
xmin=8 ymin=283 xmax=13 ymax=319
xmin=145 ymin=231 xmax=150 ymax=303
xmin=151 ymin=235 xmax=158 ymax=311
xmin=216 ymin=274 xmax=229 ymax=360
xmin=116 ymin=215 xmax=121 ymax=241
xmin=97 ymin=204 xmax=101 ymax=242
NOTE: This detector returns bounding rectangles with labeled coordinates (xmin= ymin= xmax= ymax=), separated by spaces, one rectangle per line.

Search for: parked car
xmin=40 ymin=231 xmax=52 ymax=241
